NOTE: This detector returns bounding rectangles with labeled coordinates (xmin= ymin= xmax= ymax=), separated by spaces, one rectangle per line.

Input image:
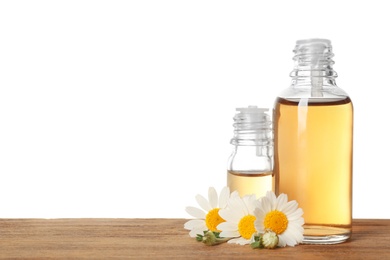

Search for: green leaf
xmin=213 ymin=232 xmax=221 ymax=238
xmin=250 ymin=241 xmax=261 ymax=249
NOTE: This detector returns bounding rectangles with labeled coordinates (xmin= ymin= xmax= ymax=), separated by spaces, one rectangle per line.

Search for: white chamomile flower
xmin=184 ymin=186 xmax=230 ymax=237
xmin=217 ymin=192 xmax=261 ymax=245
xmin=254 ymin=191 xmax=304 ymax=247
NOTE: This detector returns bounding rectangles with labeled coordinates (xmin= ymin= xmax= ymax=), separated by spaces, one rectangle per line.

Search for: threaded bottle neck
xmin=290 ymin=39 xmax=338 ymax=80
xmin=230 ymin=106 xmax=273 ymax=147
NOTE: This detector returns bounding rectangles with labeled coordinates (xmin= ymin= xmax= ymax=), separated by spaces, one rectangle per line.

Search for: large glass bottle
xmin=274 ymin=39 xmax=353 ymax=244
xmin=227 ymin=106 xmax=274 ymax=199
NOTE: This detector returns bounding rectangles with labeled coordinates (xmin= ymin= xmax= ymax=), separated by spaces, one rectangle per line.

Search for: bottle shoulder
xmin=275 ymin=96 xmax=352 ymax=107
xmin=277 ymin=85 xmax=350 ymax=101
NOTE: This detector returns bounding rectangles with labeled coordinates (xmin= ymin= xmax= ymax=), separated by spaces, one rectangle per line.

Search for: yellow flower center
xmin=238 ymin=215 xmax=256 ymax=239
xmin=263 ymin=210 xmax=288 ymax=235
xmin=205 ymin=208 xmax=225 ymax=232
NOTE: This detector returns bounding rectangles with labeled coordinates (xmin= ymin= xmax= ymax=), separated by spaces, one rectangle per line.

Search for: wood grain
xmin=0 ymin=219 xmax=389 ymax=259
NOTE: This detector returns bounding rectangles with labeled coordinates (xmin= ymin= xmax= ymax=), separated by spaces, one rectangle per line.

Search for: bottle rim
xmin=296 ymin=38 xmax=331 ymax=46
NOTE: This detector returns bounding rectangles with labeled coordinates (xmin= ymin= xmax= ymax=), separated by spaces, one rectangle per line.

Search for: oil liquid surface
xmin=227 ymin=170 xmax=274 ymax=199
xmin=274 ymin=97 xmax=353 ymax=243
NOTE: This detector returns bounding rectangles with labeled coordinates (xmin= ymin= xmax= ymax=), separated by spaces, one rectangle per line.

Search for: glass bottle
xmin=227 ymin=106 xmax=274 ymax=198
xmin=274 ymin=39 xmax=353 ymax=244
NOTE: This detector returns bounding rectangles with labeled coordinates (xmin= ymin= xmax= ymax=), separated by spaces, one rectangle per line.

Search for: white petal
xmin=195 ymin=194 xmax=212 ymax=212
xmin=277 ymin=234 xmax=287 ymax=247
xmin=281 ymin=222 xmax=304 ymax=246
xmin=217 ymin=208 xmax=230 ymax=222
xmin=266 ymin=191 xmax=277 ymax=207
xmin=243 ymin=194 xmax=257 ymax=214
xmin=230 ymin=190 xmax=240 ymax=199
xmin=254 ymin=216 xmax=265 ymax=231
xmin=283 ymin=205 xmax=303 ymax=218
xmin=254 ymin=204 xmax=266 ymax=218
xmin=219 ymin=208 xmax=241 ymax=224
xmin=253 ymin=199 xmax=262 ymax=209
xmin=185 ymin=206 xmax=206 ymax=219
xmin=208 ymin=187 xmax=218 ymax=208
xmin=261 ymin=196 xmax=272 ymax=213
xmin=253 ymin=206 xmax=262 ymax=218
xmin=253 ymin=207 xmax=265 ymax=229
xmin=220 ymin=230 xmax=240 ymax=238
xmin=227 ymin=237 xmax=251 ymax=245
xmin=275 ymin=193 xmax=288 ymax=211
xmin=228 ymin=195 xmax=247 ymax=216
xmin=218 ymin=186 xmax=230 ymax=208
xmin=217 ymin=221 xmax=238 ymax=232
xmin=279 ymin=231 xmax=298 ymax=247
xmin=280 ymin=200 xmax=298 ymax=215
xmin=286 ymin=217 xmax=304 ymax=229
xmin=223 ymin=205 xmax=245 ymax=224
xmin=287 ymin=208 xmax=304 ymax=221
xmin=184 ymin=219 xmax=206 ymax=230
xmin=284 ymin=224 xmax=304 ymax=244
xmin=189 ymin=228 xmax=205 ymax=238
xmin=254 ymin=222 xmax=264 ymax=233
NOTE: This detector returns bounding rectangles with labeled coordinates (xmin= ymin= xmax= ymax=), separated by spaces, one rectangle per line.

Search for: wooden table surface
xmin=0 ymin=219 xmax=389 ymax=259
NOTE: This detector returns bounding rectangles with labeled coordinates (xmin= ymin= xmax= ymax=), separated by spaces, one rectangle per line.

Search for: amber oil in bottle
xmin=274 ymin=39 xmax=353 ymax=244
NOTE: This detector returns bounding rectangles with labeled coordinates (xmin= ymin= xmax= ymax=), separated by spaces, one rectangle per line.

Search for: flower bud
xmin=262 ymin=231 xmax=279 ymax=249
xmin=202 ymin=231 xmax=217 ymax=246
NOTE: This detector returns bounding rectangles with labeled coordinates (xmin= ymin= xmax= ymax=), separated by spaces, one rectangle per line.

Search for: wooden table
xmin=0 ymin=219 xmax=389 ymax=259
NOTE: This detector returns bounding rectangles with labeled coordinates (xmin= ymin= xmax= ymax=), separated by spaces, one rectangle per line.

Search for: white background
xmin=0 ymin=1 xmax=389 ymax=218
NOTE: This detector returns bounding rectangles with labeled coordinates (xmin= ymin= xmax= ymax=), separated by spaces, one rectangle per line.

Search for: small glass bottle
xmin=274 ymin=39 xmax=353 ymax=244
xmin=227 ymin=106 xmax=274 ymax=199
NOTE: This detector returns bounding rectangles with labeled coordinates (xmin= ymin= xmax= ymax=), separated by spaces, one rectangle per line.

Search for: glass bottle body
xmin=227 ymin=107 xmax=274 ymax=199
xmin=274 ymin=39 xmax=353 ymax=244
xmin=227 ymin=145 xmax=274 ymax=199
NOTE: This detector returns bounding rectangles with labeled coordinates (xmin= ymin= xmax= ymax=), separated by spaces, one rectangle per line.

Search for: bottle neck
xmin=230 ymin=107 xmax=273 ymax=147
xmin=289 ymin=39 xmax=337 ymax=90
xmin=231 ymin=145 xmax=273 ymax=157
xmin=228 ymin=107 xmax=274 ymax=172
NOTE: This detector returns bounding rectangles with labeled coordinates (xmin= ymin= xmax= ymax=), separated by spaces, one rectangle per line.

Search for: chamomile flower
xmin=217 ymin=192 xmax=261 ymax=245
xmin=254 ymin=191 xmax=304 ymax=247
xmin=184 ymin=186 xmax=230 ymax=237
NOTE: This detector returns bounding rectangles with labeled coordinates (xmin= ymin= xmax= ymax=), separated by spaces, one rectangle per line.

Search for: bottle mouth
xmin=293 ymin=38 xmax=333 ymax=60
xmin=291 ymin=38 xmax=337 ymax=79
xmin=295 ymin=38 xmax=331 ymax=46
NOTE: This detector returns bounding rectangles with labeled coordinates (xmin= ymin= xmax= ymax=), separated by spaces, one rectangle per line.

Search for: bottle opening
xmin=231 ymin=106 xmax=273 ymax=146
xmin=296 ymin=38 xmax=331 ymax=46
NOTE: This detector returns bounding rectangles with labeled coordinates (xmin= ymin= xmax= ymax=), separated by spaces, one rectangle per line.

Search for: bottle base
xmin=302 ymin=225 xmax=351 ymax=244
